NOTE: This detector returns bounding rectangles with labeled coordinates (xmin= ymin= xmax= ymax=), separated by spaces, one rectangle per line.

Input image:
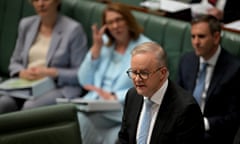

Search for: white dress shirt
xmin=199 ymin=46 xmax=221 ymax=131
xmin=137 ymin=80 xmax=168 ymax=144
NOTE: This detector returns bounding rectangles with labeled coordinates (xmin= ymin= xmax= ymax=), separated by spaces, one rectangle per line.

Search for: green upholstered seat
xmin=0 ymin=0 xmax=23 ymax=78
xmin=221 ymin=31 xmax=240 ymax=57
xmin=73 ymin=0 xmax=105 ymax=47
xmin=144 ymin=15 xmax=168 ymax=44
xmin=0 ymin=104 xmax=82 ymax=144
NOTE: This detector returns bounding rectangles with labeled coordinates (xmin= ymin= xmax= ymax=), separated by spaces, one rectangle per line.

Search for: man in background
xmin=177 ymin=15 xmax=240 ymax=144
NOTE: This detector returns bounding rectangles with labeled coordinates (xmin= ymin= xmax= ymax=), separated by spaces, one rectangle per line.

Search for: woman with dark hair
xmin=77 ymin=2 xmax=151 ymax=144
xmin=0 ymin=0 xmax=88 ymax=113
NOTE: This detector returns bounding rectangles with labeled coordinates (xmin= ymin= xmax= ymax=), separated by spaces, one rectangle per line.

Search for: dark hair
xmin=191 ymin=15 xmax=222 ymax=35
xmin=102 ymin=2 xmax=143 ymax=46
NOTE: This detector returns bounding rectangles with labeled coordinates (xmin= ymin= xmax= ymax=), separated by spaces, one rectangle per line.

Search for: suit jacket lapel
xmin=131 ymin=92 xmax=144 ymax=142
xmin=189 ymin=55 xmax=199 ymax=93
xmin=113 ymin=40 xmax=134 ymax=81
xmin=112 ymin=51 xmax=129 ymax=82
xmin=94 ymin=47 xmax=113 ymax=88
xmin=150 ymin=81 xmax=179 ymax=143
xmin=101 ymin=41 xmax=133 ymax=88
xmin=46 ymin=15 xmax=62 ymax=65
xmin=22 ymin=17 xmax=40 ymax=66
xmin=206 ymin=50 xmax=225 ymax=101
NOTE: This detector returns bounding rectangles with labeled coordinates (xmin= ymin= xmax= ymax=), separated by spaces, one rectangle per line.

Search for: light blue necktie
xmin=138 ymin=99 xmax=153 ymax=144
xmin=193 ymin=63 xmax=208 ymax=105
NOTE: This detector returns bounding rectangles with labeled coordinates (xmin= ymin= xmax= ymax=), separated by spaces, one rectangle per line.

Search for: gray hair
xmin=131 ymin=42 xmax=168 ymax=67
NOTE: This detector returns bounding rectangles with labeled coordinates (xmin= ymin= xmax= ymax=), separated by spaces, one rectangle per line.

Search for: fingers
xmin=19 ymin=70 xmax=38 ymax=80
xmin=91 ymin=24 xmax=107 ymax=59
xmin=92 ymin=24 xmax=107 ymax=35
xmin=91 ymin=24 xmax=98 ymax=35
xmin=83 ymin=84 xmax=115 ymax=100
xmin=83 ymin=85 xmax=103 ymax=95
xmin=83 ymin=85 xmax=98 ymax=91
xmin=24 ymin=67 xmax=47 ymax=80
xmin=99 ymin=25 xmax=107 ymax=35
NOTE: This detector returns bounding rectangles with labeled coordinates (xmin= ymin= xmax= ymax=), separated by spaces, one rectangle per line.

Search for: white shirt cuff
xmin=204 ymin=117 xmax=210 ymax=131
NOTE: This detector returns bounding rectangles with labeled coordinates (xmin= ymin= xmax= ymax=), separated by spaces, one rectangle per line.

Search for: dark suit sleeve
xmin=176 ymin=52 xmax=198 ymax=92
xmin=175 ymin=103 xmax=204 ymax=144
xmin=118 ymin=88 xmax=142 ymax=144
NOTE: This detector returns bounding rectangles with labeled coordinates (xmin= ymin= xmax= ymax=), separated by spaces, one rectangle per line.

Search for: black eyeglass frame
xmin=126 ymin=66 xmax=164 ymax=80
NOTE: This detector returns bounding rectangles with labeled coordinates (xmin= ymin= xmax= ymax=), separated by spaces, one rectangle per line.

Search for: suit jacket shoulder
xmin=119 ymin=81 xmax=204 ymax=144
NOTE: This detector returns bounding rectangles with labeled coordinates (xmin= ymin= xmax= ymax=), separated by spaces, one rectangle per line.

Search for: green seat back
xmin=132 ymin=10 xmax=149 ymax=29
xmin=0 ymin=104 xmax=82 ymax=144
xmin=112 ymin=0 xmax=144 ymax=6
xmin=221 ymin=31 xmax=240 ymax=58
xmin=73 ymin=0 xmax=105 ymax=47
xmin=144 ymin=15 xmax=168 ymax=44
xmin=162 ymin=19 xmax=189 ymax=80
xmin=0 ymin=0 xmax=24 ymax=78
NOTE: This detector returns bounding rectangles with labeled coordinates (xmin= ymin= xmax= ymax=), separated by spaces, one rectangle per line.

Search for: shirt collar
xmin=146 ymin=79 xmax=168 ymax=105
xmin=200 ymin=45 xmax=221 ymax=67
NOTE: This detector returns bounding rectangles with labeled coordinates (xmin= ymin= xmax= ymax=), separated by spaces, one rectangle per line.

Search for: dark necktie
xmin=138 ymin=99 xmax=153 ymax=144
xmin=193 ymin=63 xmax=208 ymax=105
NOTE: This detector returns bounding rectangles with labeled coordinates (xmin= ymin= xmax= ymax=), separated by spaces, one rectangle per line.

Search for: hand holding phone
xmin=91 ymin=24 xmax=107 ymax=59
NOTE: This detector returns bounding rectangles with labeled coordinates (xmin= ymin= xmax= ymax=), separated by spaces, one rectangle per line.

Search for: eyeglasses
xmin=105 ymin=17 xmax=125 ymax=26
xmin=126 ymin=67 xmax=163 ymax=80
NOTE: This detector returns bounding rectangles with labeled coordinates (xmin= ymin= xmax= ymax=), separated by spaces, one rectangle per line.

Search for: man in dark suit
xmin=118 ymin=42 xmax=204 ymax=144
xmin=191 ymin=0 xmax=240 ymax=23
xmin=177 ymin=15 xmax=240 ymax=144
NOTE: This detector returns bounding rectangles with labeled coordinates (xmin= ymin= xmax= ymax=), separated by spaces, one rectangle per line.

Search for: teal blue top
xmin=78 ymin=34 xmax=151 ymax=103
